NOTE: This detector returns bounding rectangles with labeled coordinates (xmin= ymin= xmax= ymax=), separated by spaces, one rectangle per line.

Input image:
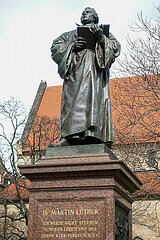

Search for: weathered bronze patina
xmin=50 ymin=7 xmax=121 ymax=147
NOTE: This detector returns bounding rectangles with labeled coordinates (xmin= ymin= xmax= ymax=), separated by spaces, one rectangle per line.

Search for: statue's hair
xmin=90 ymin=8 xmax=99 ymax=24
xmin=82 ymin=7 xmax=99 ymax=24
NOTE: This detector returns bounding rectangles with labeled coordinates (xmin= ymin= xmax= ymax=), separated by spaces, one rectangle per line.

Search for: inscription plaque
xmin=36 ymin=199 xmax=105 ymax=239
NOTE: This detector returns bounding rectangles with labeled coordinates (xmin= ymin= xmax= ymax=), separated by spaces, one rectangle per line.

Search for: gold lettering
xmin=88 ymin=226 xmax=97 ymax=231
xmin=43 ymin=208 xmax=98 ymax=217
xmin=77 ymin=226 xmax=88 ymax=231
xmin=75 ymin=208 xmax=99 ymax=215
xmin=64 ymin=220 xmax=78 ymax=225
xmin=79 ymin=220 xmax=98 ymax=225
xmin=41 ymin=208 xmax=101 ymax=238
xmin=49 ymin=221 xmax=64 ymax=225
xmin=51 ymin=209 xmax=75 ymax=216
xmin=63 ymin=226 xmax=77 ymax=232
xmin=42 ymin=210 xmax=48 ymax=216
xmin=41 ymin=233 xmax=54 ymax=238
xmin=55 ymin=233 xmax=67 ymax=238
xmin=95 ymin=209 xmax=99 ymax=214
xmin=51 ymin=209 xmax=57 ymax=215
xmin=44 ymin=227 xmax=63 ymax=232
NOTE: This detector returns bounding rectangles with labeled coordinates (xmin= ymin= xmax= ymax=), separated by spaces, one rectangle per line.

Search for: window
xmin=4 ymin=178 xmax=10 ymax=185
xmin=147 ymin=151 xmax=158 ymax=168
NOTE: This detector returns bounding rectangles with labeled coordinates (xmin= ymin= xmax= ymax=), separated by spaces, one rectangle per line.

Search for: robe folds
xmin=51 ymin=27 xmax=121 ymax=143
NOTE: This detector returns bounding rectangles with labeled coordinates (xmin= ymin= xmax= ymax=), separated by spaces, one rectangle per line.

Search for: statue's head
xmin=81 ymin=7 xmax=99 ymax=25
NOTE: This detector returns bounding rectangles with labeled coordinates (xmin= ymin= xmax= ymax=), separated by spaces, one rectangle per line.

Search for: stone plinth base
xmin=45 ymin=143 xmax=116 ymax=157
xmin=19 ymin=145 xmax=141 ymax=240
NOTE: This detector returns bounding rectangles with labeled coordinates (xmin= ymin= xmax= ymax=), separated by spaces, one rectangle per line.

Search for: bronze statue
xmin=50 ymin=7 xmax=121 ymax=147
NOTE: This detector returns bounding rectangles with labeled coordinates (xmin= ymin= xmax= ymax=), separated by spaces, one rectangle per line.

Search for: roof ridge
xmin=20 ymin=80 xmax=47 ymax=145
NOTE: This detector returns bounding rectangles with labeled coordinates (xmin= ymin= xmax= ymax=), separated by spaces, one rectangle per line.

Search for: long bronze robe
xmin=51 ymin=27 xmax=121 ymax=143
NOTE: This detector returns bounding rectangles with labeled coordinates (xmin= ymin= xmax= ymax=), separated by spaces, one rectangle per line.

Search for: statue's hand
xmin=90 ymin=25 xmax=104 ymax=41
xmin=73 ymin=37 xmax=86 ymax=51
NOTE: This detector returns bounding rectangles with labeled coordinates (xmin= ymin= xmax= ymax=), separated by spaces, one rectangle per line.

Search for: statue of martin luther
xmin=50 ymin=7 xmax=121 ymax=148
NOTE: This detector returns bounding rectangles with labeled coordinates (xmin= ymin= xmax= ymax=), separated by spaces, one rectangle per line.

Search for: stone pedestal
xmin=19 ymin=144 xmax=142 ymax=240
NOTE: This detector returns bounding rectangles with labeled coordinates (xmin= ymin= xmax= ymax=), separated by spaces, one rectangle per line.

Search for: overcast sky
xmin=0 ymin=0 xmax=159 ymax=109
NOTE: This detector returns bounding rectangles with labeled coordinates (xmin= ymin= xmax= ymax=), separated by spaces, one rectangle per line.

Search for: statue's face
xmin=81 ymin=8 xmax=94 ymax=25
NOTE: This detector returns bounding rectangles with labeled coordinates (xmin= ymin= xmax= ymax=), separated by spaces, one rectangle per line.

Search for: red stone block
xmin=19 ymin=152 xmax=141 ymax=240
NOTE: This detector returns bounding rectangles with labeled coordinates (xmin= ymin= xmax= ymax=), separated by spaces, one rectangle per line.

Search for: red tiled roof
xmin=23 ymin=75 xmax=159 ymax=152
xmin=37 ymin=85 xmax=62 ymax=118
xmin=23 ymin=85 xmax=62 ymax=151
xmin=134 ymin=172 xmax=160 ymax=197
xmin=110 ymin=76 xmax=160 ymax=144
xmin=0 ymin=179 xmax=30 ymax=200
